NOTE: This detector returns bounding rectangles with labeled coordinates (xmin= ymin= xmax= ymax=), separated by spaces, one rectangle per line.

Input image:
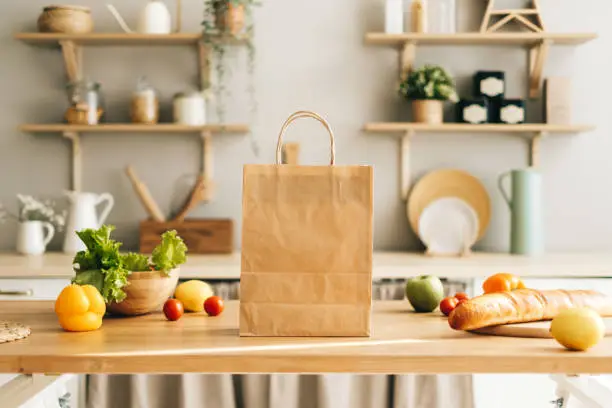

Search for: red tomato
xmin=454 ymin=292 xmax=469 ymax=301
xmin=163 ymin=299 xmax=184 ymax=321
xmin=204 ymin=296 xmax=224 ymax=317
xmin=440 ymin=296 xmax=459 ymax=316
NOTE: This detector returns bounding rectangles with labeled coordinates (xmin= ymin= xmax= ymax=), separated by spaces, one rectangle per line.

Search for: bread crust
xmin=448 ymin=289 xmax=612 ymax=331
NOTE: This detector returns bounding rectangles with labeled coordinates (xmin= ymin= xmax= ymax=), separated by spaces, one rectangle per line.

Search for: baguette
xmin=448 ymin=289 xmax=612 ymax=331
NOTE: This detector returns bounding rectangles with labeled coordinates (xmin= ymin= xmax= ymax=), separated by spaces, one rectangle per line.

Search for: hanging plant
xmin=202 ymin=0 xmax=261 ymax=155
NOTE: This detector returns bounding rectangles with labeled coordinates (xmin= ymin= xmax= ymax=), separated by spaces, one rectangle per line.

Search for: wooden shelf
xmin=365 ymin=122 xmax=594 ymax=200
xmin=366 ymin=32 xmax=597 ymax=98
xmin=13 ymin=32 xmax=247 ymax=46
xmin=364 ymin=123 xmax=595 ymax=134
xmin=19 ymin=123 xmax=250 ymax=134
xmin=365 ymin=32 xmax=598 ymax=46
xmin=20 ymin=124 xmax=249 ymax=194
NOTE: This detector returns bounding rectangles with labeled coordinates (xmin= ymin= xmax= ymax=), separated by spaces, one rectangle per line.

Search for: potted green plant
xmin=399 ymin=65 xmax=458 ymax=124
xmin=72 ymin=225 xmax=188 ymax=316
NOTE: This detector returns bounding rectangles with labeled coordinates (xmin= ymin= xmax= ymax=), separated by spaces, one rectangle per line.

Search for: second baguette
xmin=448 ymin=289 xmax=612 ymax=331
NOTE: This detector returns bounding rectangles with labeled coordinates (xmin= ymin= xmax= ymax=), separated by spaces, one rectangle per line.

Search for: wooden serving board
xmin=471 ymin=318 xmax=612 ymax=338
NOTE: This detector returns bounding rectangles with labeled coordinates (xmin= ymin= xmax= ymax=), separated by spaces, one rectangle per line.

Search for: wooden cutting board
xmin=471 ymin=318 xmax=612 ymax=338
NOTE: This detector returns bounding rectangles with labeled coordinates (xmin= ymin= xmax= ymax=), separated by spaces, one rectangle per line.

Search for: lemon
xmin=174 ymin=280 xmax=214 ymax=312
xmin=551 ymin=307 xmax=605 ymax=351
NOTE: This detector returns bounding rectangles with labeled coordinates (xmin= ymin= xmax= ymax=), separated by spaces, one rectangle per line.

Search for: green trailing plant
xmin=399 ymin=65 xmax=458 ymax=101
xmin=202 ymin=0 xmax=261 ymax=155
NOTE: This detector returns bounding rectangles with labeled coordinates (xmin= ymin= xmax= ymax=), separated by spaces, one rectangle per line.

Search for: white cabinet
xmin=0 ymin=279 xmax=70 ymax=301
xmin=472 ymin=277 xmax=612 ymax=408
xmin=0 ymin=374 xmax=84 ymax=408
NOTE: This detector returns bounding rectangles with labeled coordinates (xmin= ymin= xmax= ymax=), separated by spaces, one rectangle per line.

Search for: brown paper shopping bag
xmin=240 ymin=111 xmax=373 ymax=337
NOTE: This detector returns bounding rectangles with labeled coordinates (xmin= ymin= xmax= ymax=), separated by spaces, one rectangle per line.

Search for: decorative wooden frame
xmin=480 ymin=0 xmax=545 ymax=33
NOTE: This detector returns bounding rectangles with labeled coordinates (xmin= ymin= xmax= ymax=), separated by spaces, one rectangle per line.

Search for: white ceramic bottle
xmin=138 ymin=0 xmax=172 ymax=34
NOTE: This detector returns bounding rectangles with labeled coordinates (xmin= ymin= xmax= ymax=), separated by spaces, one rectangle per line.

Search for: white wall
xmin=0 ymin=0 xmax=609 ymax=252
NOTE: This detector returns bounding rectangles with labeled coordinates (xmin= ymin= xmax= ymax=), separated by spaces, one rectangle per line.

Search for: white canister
xmin=385 ymin=0 xmax=404 ymax=34
xmin=138 ymin=0 xmax=172 ymax=34
xmin=16 ymin=221 xmax=55 ymax=255
xmin=173 ymin=92 xmax=207 ymax=125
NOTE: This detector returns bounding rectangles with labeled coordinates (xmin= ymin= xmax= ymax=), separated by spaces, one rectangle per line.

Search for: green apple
xmin=405 ymin=275 xmax=444 ymax=313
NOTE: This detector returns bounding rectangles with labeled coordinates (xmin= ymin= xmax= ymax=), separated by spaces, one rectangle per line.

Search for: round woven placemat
xmin=0 ymin=321 xmax=31 ymax=344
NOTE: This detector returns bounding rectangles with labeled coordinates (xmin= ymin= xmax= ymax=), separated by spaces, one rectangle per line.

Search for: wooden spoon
xmin=172 ymin=175 xmax=208 ymax=222
xmin=125 ymin=166 xmax=166 ymax=222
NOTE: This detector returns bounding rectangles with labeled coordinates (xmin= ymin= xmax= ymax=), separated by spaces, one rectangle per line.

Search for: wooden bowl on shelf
xmin=37 ymin=5 xmax=93 ymax=34
xmin=106 ymin=268 xmax=179 ymax=316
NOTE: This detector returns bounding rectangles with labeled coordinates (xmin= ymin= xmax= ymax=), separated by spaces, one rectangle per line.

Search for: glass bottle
xmin=427 ymin=0 xmax=456 ymax=33
xmin=65 ymin=80 xmax=103 ymax=125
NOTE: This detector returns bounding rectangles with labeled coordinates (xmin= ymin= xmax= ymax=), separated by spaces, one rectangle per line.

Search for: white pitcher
xmin=107 ymin=1 xmax=172 ymax=34
xmin=63 ymin=192 xmax=114 ymax=253
xmin=16 ymin=221 xmax=55 ymax=255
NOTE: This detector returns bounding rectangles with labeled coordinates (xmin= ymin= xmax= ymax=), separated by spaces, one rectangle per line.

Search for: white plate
xmin=418 ymin=197 xmax=479 ymax=256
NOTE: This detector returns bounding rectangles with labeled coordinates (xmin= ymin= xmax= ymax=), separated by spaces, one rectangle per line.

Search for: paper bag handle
xmin=275 ymin=111 xmax=336 ymax=165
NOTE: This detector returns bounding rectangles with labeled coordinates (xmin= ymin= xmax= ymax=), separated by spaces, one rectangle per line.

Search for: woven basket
xmin=37 ymin=5 xmax=93 ymax=34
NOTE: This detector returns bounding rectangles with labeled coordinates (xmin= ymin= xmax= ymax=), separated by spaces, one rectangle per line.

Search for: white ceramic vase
xmin=63 ymin=191 xmax=114 ymax=254
xmin=138 ymin=0 xmax=172 ymax=34
xmin=16 ymin=221 xmax=55 ymax=255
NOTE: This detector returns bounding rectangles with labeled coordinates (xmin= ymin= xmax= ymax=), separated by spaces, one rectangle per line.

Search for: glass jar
xmin=65 ymin=80 xmax=103 ymax=125
xmin=427 ymin=0 xmax=456 ymax=33
xmin=131 ymin=77 xmax=159 ymax=124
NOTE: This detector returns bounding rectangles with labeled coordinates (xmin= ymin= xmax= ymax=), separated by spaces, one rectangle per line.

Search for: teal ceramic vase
xmin=498 ymin=168 xmax=544 ymax=255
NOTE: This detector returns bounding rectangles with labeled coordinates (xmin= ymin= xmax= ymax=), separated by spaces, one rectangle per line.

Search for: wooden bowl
xmin=106 ymin=268 xmax=180 ymax=316
xmin=37 ymin=5 xmax=93 ymax=34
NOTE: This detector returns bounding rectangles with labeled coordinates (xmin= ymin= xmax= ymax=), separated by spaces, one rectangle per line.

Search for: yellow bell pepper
xmin=55 ymin=284 xmax=106 ymax=332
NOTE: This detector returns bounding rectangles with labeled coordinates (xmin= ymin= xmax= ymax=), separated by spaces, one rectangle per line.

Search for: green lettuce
xmin=72 ymin=269 xmax=103 ymax=293
xmin=121 ymin=252 xmax=150 ymax=272
xmin=152 ymin=230 xmax=188 ymax=274
xmin=71 ymin=225 xmax=130 ymax=303
xmin=71 ymin=226 xmax=188 ymax=303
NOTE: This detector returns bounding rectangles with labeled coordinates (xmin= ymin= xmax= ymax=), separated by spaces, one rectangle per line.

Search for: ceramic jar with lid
xmin=173 ymin=92 xmax=207 ymax=125
xmin=131 ymin=77 xmax=159 ymax=124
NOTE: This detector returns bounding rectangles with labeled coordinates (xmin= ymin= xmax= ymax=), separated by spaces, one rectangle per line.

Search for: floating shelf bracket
xmin=400 ymin=130 xmax=414 ymax=200
xmin=530 ymin=131 xmax=545 ymax=168
xmin=62 ymin=131 xmax=82 ymax=192
xmin=200 ymin=130 xmax=214 ymax=201
xmin=400 ymin=41 xmax=416 ymax=81
xmin=528 ymin=39 xmax=551 ymax=98
xmin=59 ymin=40 xmax=82 ymax=82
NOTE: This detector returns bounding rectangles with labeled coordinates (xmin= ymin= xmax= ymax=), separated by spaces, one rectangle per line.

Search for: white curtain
xmin=88 ymin=279 xmax=473 ymax=408
xmin=88 ymin=374 xmax=472 ymax=408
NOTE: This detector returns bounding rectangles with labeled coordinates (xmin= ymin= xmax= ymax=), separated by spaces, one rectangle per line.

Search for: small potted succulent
xmin=399 ymin=65 xmax=458 ymax=124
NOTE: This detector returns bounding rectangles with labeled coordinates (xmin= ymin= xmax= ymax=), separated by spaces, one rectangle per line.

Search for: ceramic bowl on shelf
xmin=37 ymin=5 xmax=94 ymax=34
xmin=106 ymin=268 xmax=179 ymax=316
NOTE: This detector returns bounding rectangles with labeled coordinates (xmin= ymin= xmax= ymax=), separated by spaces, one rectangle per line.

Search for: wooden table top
xmin=0 ymin=301 xmax=611 ymax=375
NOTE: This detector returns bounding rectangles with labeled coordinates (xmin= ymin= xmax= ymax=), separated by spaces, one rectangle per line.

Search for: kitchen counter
xmin=1 ymin=251 xmax=612 ymax=280
xmin=0 ymin=301 xmax=610 ymax=374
